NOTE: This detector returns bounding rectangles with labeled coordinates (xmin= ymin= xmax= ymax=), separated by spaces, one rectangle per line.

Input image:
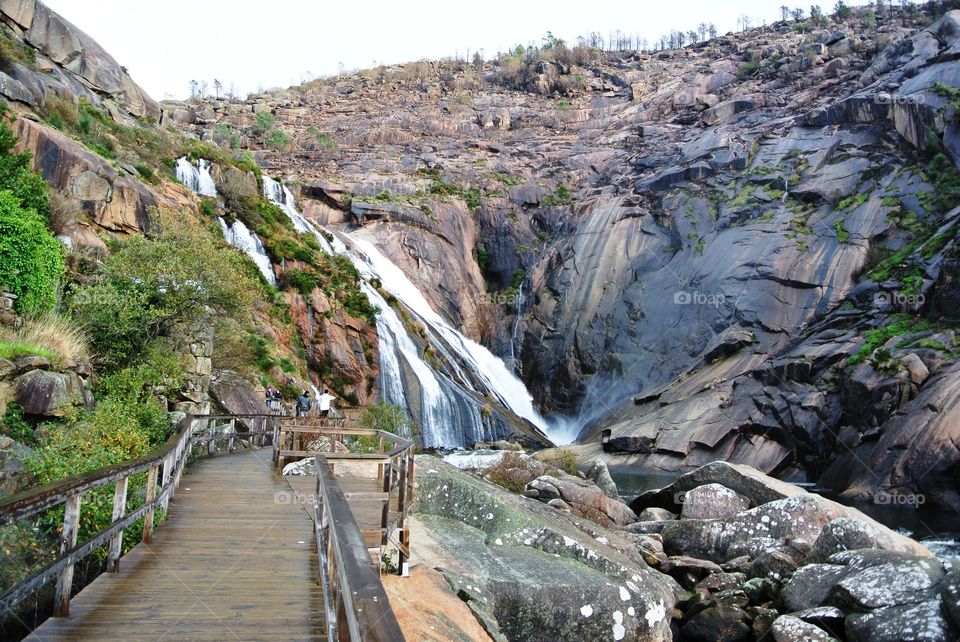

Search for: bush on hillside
xmin=0 ymin=192 xmax=64 ymax=313
xmin=69 ymin=212 xmax=259 ymax=369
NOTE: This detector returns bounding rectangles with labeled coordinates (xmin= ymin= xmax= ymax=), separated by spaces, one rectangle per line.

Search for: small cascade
xmin=507 ymin=277 xmax=527 ymax=375
xmin=175 ymin=157 xmax=217 ymax=197
xmin=262 ymin=177 xmax=334 ymax=254
xmin=218 ymin=217 xmax=277 ymax=286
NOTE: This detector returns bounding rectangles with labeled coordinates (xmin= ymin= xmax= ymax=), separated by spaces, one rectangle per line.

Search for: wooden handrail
xmin=314 ymin=455 xmax=406 ymax=642
xmin=0 ymin=413 xmax=284 ymax=617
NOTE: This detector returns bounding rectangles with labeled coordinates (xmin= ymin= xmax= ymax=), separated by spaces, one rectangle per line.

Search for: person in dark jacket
xmin=295 ymin=390 xmax=312 ymax=417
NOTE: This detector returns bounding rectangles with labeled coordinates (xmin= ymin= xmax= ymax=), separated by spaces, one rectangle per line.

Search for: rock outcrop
xmin=0 ymin=0 xmax=159 ymax=120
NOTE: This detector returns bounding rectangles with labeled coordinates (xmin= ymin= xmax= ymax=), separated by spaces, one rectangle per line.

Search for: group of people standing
xmin=265 ymin=385 xmax=337 ymax=418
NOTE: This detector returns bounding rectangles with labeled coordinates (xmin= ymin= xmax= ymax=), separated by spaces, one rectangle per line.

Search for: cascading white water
xmin=349 ymin=236 xmax=549 ymax=432
xmin=175 ymin=157 xmax=217 ymax=197
xmin=262 ymin=176 xmax=335 ymax=254
xmin=261 ymin=174 xmax=551 ymax=447
xmin=217 ymin=217 xmax=277 ymax=286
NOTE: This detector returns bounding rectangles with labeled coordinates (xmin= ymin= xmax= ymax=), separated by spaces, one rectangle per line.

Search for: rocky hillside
xmin=177 ymin=6 xmax=960 ymax=509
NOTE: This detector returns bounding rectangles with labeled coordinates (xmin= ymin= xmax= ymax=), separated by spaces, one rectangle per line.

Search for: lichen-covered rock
xmin=413 ymin=456 xmax=679 ymax=641
xmin=770 ymin=615 xmax=836 ymax=642
xmin=680 ymin=483 xmax=750 ymax=520
xmin=845 ymin=597 xmax=955 ymax=642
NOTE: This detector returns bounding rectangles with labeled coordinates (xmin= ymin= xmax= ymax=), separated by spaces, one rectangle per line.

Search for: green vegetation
xmin=357 ymin=402 xmax=418 ymax=440
xmin=0 ymin=111 xmax=63 ymax=313
xmin=540 ymin=448 xmax=579 ymax=476
xmin=833 ymin=219 xmax=850 ymax=243
xmin=487 ymin=171 xmax=522 ymax=187
xmin=307 ymin=126 xmax=336 ymax=150
xmin=737 ymin=61 xmax=759 ymax=78
xmin=0 ymin=315 xmax=89 ymax=366
xmin=0 ymin=25 xmax=35 ymax=71
xmin=933 ymin=82 xmax=960 ymax=113
xmin=69 ymin=214 xmax=258 ymax=369
xmin=848 ymin=316 xmax=930 ymax=366
xmin=836 ymin=192 xmax=868 ymax=211
xmin=266 ymin=128 xmax=292 ymax=150
xmin=541 ymin=184 xmax=573 ymax=207
xmin=417 ymin=167 xmax=482 ymax=211
xmin=556 ymin=100 xmax=572 ymax=110
xmin=0 ymin=192 xmax=63 ymax=313
xmin=212 ymin=123 xmax=242 ymax=149
xmin=253 ymin=111 xmax=276 ymax=135
xmin=0 ymin=403 xmax=33 ymax=446
xmin=475 ymin=245 xmax=491 ymax=270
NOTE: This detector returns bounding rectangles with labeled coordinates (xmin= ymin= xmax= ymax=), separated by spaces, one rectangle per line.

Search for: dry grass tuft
xmin=0 ymin=314 xmax=90 ymax=365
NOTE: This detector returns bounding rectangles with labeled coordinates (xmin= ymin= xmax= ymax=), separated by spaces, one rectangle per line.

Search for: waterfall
xmin=175 ymin=157 xmax=217 ymax=197
xmin=217 ymin=217 xmax=277 ymax=286
xmin=261 ymin=174 xmax=551 ymax=448
xmin=262 ymin=176 xmax=335 ymax=254
xmin=349 ymin=236 xmax=549 ymax=432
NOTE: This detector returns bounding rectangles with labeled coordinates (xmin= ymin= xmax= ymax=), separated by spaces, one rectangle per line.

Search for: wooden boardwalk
xmin=28 ymin=449 xmax=325 ymax=642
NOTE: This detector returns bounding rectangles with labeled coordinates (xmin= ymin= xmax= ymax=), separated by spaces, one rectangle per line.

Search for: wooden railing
xmin=276 ymin=418 xmax=415 ymax=570
xmin=0 ymin=413 xmax=281 ymax=618
xmin=311 ymin=446 xmax=412 ymax=641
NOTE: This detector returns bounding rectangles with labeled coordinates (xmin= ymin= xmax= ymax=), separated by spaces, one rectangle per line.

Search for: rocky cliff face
xmin=179 ymin=8 xmax=960 ymax=506
xmin=0 ymin=0 xmax=158 ymax=120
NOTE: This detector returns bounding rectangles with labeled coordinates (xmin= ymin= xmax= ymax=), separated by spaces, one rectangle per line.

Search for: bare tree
xmin=791 ymin=7 xmax=806 ymax=20
xmin=781 ymin=5 xmax=791 ymax=20
xmin=213 ymin=79 xmax=223 ymax=99
xmin=188 ymin=79 xmax=198 ymax=100
xmin=739 ymin=15 xmax=753 ymax=31
xmin=709 ymin=23 xmax=718 ymax=39
xmin=199 ymin=80 xmax=208 ymax=98
xmin=698 ymin=22 xmax=709 ymax=41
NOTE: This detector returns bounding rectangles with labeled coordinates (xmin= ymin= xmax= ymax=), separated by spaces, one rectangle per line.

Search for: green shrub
xmin=357 ymin=402 xmax=418 ymax=439
xmin=266 ymin=128 xmax=292 ymax=150
xmin=737 ymin=61 xmax=759 ymax=78
xmin=0 ymin=192 xmax=64 ymax=313
xmin=70 ymin=213 xmax=258 ymax=369
xmin=0 ymin=403 xmax=33 ymax=445
xmin=253 ymin=111 xmax=276 ymax=135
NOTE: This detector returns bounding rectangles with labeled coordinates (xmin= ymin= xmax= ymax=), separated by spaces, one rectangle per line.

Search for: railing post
xmin=380 ymin=461 xmax=391 ymax=556
xmin=396 ymin=453 xmax=409 ymax=575
xmin=106 ymin=477 xmax=129 ymax=572
xmin=160 ymin=453 xmax=173 ymax=511
xmin=228 ymin=418 xmax=237 ymax=452
xmin=53 ymin=494 xmax=82 ymax=616
xmin=208 ymin=419 xmax=216 ymax=456
xmin=142 ymin=465 xmax=159 ymax=544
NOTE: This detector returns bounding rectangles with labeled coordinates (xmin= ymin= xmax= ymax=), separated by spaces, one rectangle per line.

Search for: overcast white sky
xmin=44 ymin=1 xmax=866 ymax=100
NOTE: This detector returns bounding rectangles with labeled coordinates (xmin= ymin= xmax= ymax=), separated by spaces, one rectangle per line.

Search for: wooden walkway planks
xmin=28 ymin=449 xmax=324 ymax=642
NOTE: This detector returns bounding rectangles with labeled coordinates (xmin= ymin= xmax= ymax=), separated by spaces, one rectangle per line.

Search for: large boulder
xmin=0 ymin=435 xmax=32 ymax=496
xmin=680 ymin=483 xmax=750 ymax=520
xmin=14 ymin=118 xmax=156 ymax=233
xmin=660 ymin=494 xmax=930 ymax=564
xmin=14 ymin=368 xmax=89 ymax=417
xmin=413 ymin=456 xmax=680 ymax=641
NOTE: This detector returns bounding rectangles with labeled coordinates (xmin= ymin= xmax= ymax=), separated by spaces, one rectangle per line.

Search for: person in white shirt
xmin=317 ymin=388 xmax=336 ymax=417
